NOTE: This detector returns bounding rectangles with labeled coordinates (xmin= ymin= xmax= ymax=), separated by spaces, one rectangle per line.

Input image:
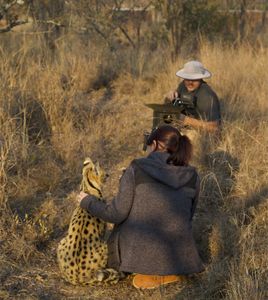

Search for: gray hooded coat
xmin=80 ymin=152 xmax=204 ymax=275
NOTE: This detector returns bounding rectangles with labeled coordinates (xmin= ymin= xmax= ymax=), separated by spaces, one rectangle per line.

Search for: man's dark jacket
xmin=80 ymin=152 xmax=204 ymax=275
xmin=177 ymin=80 xmax=221 ymax=122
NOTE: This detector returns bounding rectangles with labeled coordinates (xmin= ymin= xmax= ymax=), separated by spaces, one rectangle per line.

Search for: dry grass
xmin=0 ymin=34 xmax=267 ymax=299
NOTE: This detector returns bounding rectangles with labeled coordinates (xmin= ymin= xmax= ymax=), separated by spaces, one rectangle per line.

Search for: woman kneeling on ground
xmin=77 ymin=125 xmax=204 ymax=289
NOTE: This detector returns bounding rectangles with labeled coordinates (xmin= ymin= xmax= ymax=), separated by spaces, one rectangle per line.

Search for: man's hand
xmin=164 ymin=90 xmax=178 ymax=102
xmin=77 ymin=191 xmax=88 ymax=204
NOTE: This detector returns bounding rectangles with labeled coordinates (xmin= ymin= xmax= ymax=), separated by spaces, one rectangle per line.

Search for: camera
xmin=172 ymin=94 xmax=196 ymax=109
xmin=142 ymin=94 xmax=197 ymax=151
xmin=142 ymin=103 xmax=184 ymax=151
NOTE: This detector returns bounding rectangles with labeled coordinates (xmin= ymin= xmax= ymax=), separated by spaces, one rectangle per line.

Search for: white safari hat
xmin=176 ymin=60 xmax=211 ymax=80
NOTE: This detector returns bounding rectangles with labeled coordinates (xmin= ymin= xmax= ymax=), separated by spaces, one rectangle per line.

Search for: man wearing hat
xmin=166 ymin=60 xmax=221 ymax=133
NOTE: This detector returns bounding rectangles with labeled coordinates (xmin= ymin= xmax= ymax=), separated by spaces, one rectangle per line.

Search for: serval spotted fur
xmin=57 ymin=157 xmax=121 ymax=285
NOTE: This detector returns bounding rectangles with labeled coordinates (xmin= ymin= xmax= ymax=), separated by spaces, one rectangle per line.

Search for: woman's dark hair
xmin=146 ymin=125 xmax=192 ymax=166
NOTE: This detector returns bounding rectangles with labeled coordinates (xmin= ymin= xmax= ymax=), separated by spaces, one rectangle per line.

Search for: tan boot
xmin=132 ymin=274 xmax=185 ymax=289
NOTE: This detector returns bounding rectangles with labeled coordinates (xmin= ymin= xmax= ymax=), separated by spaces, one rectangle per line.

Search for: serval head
xmin=80 ymin=157 xmax=106 ymax=197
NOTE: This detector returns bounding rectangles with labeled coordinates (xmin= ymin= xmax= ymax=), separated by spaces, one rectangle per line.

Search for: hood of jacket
xmin=134 ymin=151 xmax=197 ymax=189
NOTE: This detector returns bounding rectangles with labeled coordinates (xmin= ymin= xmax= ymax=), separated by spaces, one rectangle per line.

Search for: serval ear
xmin=95 ymin=161 xmax=101 ymax=175
xmin=83 ymin=157 xmax=94 ymax=167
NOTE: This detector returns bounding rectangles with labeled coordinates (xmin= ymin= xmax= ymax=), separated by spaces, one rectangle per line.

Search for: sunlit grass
xmin=0 ymin=36 xmax=267 ymax=299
